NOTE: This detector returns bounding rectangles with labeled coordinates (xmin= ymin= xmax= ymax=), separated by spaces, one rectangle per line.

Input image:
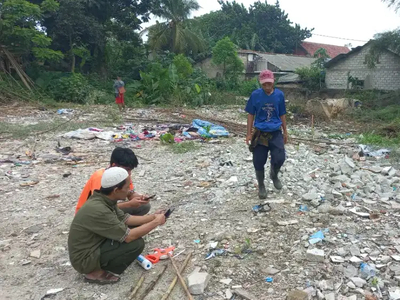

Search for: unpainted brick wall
xmin=325 ymin=46 xmax=400 ymax=90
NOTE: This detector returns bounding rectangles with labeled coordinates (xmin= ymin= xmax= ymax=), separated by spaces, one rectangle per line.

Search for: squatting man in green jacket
xmin=68 ymin=167 xmax=166 ymax=284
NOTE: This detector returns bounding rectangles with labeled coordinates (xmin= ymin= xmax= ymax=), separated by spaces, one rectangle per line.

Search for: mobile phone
xmin=164 ymin=208 xmax=175 ymax=218
xmin=145 ymin=194 xmax=156 ymax=201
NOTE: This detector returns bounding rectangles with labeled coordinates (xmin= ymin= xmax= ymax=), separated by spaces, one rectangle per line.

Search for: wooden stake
xmin=129 ymin=275 xmax=145 ymax=300
xmin=161 ymin=252 xmax=192 ymax=300
xmin=140 ymin=264 xmax=168 ymax=300
xmin=168 ymin=254 xmax=194 ymax=300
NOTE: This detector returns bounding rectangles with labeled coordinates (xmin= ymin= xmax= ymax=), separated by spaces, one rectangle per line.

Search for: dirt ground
xmin=1 ymin=103 xmax=399 ymax=300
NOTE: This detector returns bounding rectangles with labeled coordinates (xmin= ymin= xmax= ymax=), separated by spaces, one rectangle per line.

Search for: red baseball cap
xmin=259 ymin=70 xmax=274 ymax=84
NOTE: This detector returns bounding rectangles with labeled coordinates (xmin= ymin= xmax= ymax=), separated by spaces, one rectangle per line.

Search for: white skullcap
xmin=101 ymin=167 xmax=129 ymax=188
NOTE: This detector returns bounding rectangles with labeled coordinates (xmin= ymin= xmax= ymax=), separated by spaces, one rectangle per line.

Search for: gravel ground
xmin=1 ymin=105 xmax=400 ymax=300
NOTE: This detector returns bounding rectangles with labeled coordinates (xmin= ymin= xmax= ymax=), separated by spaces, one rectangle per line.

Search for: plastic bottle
xmin=136 ymin=255 xmax=152 ymax=270
xmin=360 ymin=263 xmax=376 ymax=278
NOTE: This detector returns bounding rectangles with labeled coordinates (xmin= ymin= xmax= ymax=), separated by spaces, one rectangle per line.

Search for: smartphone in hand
xmin=144 ymin=194 xmax=156 ymax=201
xmin=164 ymin=208 xmax=175 ymax=218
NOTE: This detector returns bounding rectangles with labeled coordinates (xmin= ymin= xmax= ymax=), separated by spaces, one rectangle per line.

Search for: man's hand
xmin=154 ymin=209 xmax=166 ymax=215
xmin=154 ymin=214 xmax=166 ymax=225
xmin=246 ymin=134 xmax=252 ymax=145
xmin=283 ymin=132 xmax=288 ymax=144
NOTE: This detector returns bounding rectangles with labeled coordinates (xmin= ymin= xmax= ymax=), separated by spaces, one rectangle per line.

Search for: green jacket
xmin=68 ymin=191 xmax=130 ymax=274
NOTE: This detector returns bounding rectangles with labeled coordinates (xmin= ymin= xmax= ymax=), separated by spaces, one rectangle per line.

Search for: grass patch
xmin=169 ymin=141 xmax=200 ymax=154
xmin=358 ymin=132 xmax=400 ymax=147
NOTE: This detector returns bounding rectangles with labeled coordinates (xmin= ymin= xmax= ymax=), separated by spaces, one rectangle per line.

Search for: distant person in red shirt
xmin=113 ymin=77 xmax=126 ymax=112
xmin=76 ymin=147 xmax=150 ymax=216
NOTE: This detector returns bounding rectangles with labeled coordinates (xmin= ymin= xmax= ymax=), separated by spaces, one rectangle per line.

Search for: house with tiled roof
xmin=294 ymin=41 xmax=350 ymax=58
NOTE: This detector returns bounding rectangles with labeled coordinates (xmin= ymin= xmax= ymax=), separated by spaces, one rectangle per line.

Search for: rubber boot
xmin=255 ymin=170 xmax=267 ymax=199
xmin=270 ymin=166 xmax=283 ymax=190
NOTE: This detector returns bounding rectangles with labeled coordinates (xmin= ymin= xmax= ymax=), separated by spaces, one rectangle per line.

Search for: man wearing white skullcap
xmin=68 ymin=167 xmax=166 ymax=285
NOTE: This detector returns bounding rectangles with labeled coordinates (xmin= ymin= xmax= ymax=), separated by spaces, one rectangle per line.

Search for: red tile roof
xmin=300 ymin=42 xmax=350 ymax=58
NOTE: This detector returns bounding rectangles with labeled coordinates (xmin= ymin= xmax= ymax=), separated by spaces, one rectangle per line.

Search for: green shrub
xmin=296 ymin=66 xmax=325 ymax=92
xmin=45 ymin=73 xmax=91 ymax=103
xmin=238 ymin=78 xmax=259 ymax=96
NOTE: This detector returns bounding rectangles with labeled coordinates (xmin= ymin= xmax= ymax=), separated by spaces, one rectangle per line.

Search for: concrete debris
xmin=1 ymin=106 xmax=400 ymax=299
xmin=265 ymin=267 xmax=281 ymax=275
xmin=30 ymin=250 xmax=41 ymax=259
xmin=350 ymin=277 xmax=367 ymax=288
xmin=287 ymin=290 xmax=309 ymax=300
xmin=307 ymin=249 xmax=325 ymax=262
xmin=187 ymin=267 xmax=210 ymax=295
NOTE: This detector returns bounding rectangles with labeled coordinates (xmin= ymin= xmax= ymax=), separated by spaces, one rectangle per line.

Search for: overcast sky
xmin=142 ymin=0 xmax=399 ymax=48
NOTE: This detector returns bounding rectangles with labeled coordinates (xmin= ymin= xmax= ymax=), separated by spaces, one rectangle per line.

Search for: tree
xmin=145 ymin=0 xmax=206 ymax=54
xmin=383 ymin=0 xmax=400 ymax=11
xmin=296 ymin=48 xmax=329 ymax=92
xmin=366 ymin=1 xmax=400 ymax=68
xmin=0 ymin=0 xmax=63 ymax=88
xmin=28 ymin=0 xmax=159 ymax=74
xmin=193 ymin=0 xmax=312 ymax=53
xmin=212 ymin=37 xmax=243 ymax=81
xmin=0 ymin=0 xmax=62 ymax=62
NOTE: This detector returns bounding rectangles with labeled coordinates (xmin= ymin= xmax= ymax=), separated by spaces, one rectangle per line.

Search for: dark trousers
xmin=253 ymin=130 xmax=286 ymax=171
xmin=100 ymin=238 xmax=145 ymax=274
xmin=120 ymin=202 xmax=151 ymax=216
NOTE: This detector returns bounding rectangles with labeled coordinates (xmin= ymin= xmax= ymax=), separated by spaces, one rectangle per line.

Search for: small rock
xmin=25 ymin=225 xmax=43 ymax=234
xmin=330 ymin=256 xmax=345 ymax=263
xmin=350 ymin=245 xmax=361 ymax=256
xmin=307 ymin=249 xmax=325 ymax=262
xmin=349 ymin=256 xmax=362 ymax=263
xmin=347 ymin=281 xmax=356 ymax=289
xmin=30 ymin=250 xmax=41 ymax=259
xmin=302 ymin=192 xmax=319 ymax=201
xmin=344 ymin=265 xmax=358 ymax=278
xmin=350 ymin=277 xmax=367 ymax=288
xmin=265 ymin=267 xmax=280 ymax=275
xmin=287 ymin=290 xmax=308 ymax=300
xmin=220 ymin=278 xmax=232 ymax=285
xmin=345 ymin=156 xmax=355 ymax=168
xmin=187 ymin=267 xmax=210 ymax=295
xmin=276 ymin=220 xmax=299 ymax=226
xmin=225 ymin=289 xmax=233 ymax=299
xmin=325 ymin=293 xmax=335 ymax=300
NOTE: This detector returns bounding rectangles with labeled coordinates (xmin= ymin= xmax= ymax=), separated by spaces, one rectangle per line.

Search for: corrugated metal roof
xmin=256 ymin=53 xmax=316 ymax=72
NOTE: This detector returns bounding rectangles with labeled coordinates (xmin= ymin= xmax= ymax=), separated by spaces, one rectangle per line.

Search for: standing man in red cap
xmin=245 ymin=70 xmax=288 ymax=199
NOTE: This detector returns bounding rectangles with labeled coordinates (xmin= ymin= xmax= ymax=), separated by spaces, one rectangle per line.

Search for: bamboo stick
xmin=129 ymin=275 xmax=145 ymax=300
xmin=168 ymin=254 xmax=194 ymax=300
xmin=160 ymin=252 xmax=192 ymax=300
xmin=140 ymin=264 xmax=168 ymax=300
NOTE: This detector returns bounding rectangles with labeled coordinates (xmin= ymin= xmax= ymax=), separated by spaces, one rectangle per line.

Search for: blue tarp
xmin=192 ymin=119 xmax=229 ymax=138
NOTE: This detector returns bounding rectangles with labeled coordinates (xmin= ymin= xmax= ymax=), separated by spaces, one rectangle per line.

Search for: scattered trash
xmin=299 ymin=205 xmax=309 ymax=212
xmin=360 ymin=263 xmax=376 ymax=279
xmin=265 ymin=277 xmax=273 ymax=283
xmin=205 ymin=249 xmax=226 ymax=260
xmin=194 ymin=239 xmax=201 ymax=244
xmin=20 ymin=180 xmax=39 ymax=187
xmin=63 ymin=172 xmax=72 ymax=178
xmin=42 ymin=288 xmax=64 ymax=299
xmin=359 ymin=144 xmax=391 ymax=157
xmin=309 ymin=230 xmax=328 ymax=244
xmin=136 ymin=255 xmax=152 ymax=270
xmin=209 ymin=241 xmax=218 ymax=249
xmin=252 ymin=203 xmax=271 ymax=213
xmin=57 ymin=108 xmax=73 ymax=114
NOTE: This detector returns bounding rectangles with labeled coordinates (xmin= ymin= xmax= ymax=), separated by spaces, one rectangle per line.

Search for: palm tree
xmin=144 ymin=0 xmax=205 ymax=54
xmin=383 ymin=0 xmax=400 ymax=11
